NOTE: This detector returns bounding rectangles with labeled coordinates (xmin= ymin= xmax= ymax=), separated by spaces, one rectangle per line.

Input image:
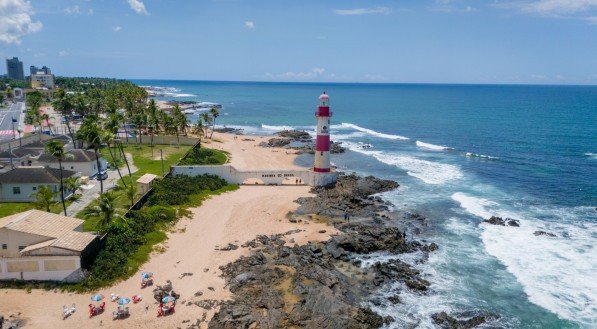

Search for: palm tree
xmin=209 ymin=107 xmax=220 ymax=139
xmin=83 ymin=191 xmax=120 ymax=231
xmin=103 ymin=131 xmax=128 ymax=188
xmin=77 ymin=116 xmax=105 ymax=194
xmin=52 ymin=89 xmax=76 ymax=145
xmin=32 ymin=185 xmax=54 ymax=212
xmin=171 ymin=104 xmax=184 ymax=145
xmin=126 ymin=184 xmax=137 ymax=208
xmin=193 ymin=118 xmax=205 ymax=138
xmin=40 ymin=113 xmax=53 ymax=135
xmin=45 ymin=140 xmax=68 ymax=215
xmin=200 ymin=112 xmax=212 ymax=137
xmin=147 ymin=99 xmax=159 ymax=148
xmin=63 ymin=176 xmax=82 ymax=197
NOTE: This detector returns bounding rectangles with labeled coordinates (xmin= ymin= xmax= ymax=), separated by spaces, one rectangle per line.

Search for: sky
xmin=1 ymin=0 xmax=597 ymax=85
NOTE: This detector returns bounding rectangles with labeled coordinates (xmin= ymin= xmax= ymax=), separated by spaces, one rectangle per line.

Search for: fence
xmin=120 ymin=135 xmax=199 ymax=146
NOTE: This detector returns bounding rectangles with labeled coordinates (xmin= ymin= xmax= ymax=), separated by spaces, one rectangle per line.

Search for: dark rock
xmin=534 ymin=230 xmax=557 ymax=237
xmin=216 ymin=243 xmax=239 ymax=251
xmin=431 ymin=311 xmax=499 ymax=329
xmin=483 ymin=216 xmax=505 ymax=226
xmin=506 ymin=219 xmax=520 ymax=227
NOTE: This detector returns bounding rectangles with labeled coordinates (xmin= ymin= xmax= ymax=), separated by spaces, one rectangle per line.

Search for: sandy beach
xmin=0 ymin=132 xmax=336 ymax=328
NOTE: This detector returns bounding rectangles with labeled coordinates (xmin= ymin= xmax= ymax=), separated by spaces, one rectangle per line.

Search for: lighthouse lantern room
xmin=314 ymin=92 xmax=332 ymax=173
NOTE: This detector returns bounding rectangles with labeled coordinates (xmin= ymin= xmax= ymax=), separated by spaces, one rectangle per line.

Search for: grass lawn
xmin=78 ymin=143 xmax=193 ymax=230
xmin=0 ymin=198 xmax=76 ymax=218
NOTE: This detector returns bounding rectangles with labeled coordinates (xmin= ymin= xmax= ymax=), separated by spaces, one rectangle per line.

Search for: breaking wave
xmin=451 ymin=192 xmax=597 ymax=326
xmin=334 ymin=123 xmax=409 ymax=140
xmin=416 ymin=141 xmax=453 ymax=151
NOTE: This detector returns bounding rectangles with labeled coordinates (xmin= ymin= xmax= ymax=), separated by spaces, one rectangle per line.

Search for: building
xmin=0 ymin=147 xmax=44 ymax=168
xmin=314 ymin=92 xmax=332 ymax=173
xmin=0 ymin=210 xmax=99 ymax=282
xmin=36 ymin=149 xmax=107 ymax=178
xmin=31 ymin=73 xmax=55 ymax=89
xmin=6 ymin=57 xmax=24 ymax=80
xmin=0 ymin=166 xmax=78 ymax=202
xmin=136 ymin=173 xmax=158 ymax=196
xmin=30 ymin=65 xmax=51 ymax=75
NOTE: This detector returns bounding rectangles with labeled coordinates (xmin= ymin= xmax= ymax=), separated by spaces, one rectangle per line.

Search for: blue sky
xmin=1 ymin=0 xmax=597 ymax=84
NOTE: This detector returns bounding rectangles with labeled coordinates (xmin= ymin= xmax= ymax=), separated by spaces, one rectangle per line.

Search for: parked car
xmin=96 ymin=171 xmax=108 ymax=181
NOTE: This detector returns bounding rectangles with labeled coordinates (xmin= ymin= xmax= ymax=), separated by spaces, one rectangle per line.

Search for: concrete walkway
xmin=66 ymin=153 xmax=138 ymax=217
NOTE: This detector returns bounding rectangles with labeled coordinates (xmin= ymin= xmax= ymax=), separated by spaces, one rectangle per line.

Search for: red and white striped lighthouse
xmin=314 ymin=92 xmax=331 ymax=173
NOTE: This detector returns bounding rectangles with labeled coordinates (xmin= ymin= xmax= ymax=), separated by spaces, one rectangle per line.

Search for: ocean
xmin=133 ymin=80 xmax=597 ymax=328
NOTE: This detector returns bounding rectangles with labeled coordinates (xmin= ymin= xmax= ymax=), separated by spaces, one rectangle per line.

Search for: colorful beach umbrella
xmin=90 ymin=294 xmax=104 ymax=302
xmin=161 ymin=296 xmax=176 ymax=303
xmin=118 ymin=298 xmax=132 ymax=305
xmin=141 ymin=272 xmax=153 ymax=279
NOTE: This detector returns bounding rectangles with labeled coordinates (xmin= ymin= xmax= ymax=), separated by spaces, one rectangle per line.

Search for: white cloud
xmin=265 ymin=68 xmax=342 ymax=81
xmin=113 ymin=26 xmax=122 ymax=32
xmin=64 ymin=5 xmax=80 ymax=15
xmin=127 ymin=0 xmax=148 ymax=15
xmin=58 ymin=50 xmax=68 ymax=57
xmin=88 ymin=8 xmax=94 ymax=16
xmin=517 ymin=0 xmax=597 ymax=15
xmin=245 ymin=21 xmax=255 ymax=29
xmin=333 ymin=7 xmax=390 ymax=16
xmin=431 ymin=0 xmax=476 ymax=13
xmin=0 ymin=0 xmax=43 ymax=44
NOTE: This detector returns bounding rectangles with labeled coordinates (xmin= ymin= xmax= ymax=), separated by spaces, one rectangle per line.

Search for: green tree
xmin=32 ymin=185 xmax=54 ymax=212
xmin=64 ymin=176 xmax=83 ymax=196
xmin=209 ymin=107 xmax=220 ymax=139
xmin=171 ymin=104 xmax=184 ymax=145
xmin=77 ymin=116 xmax=105 ymax=194
xmin=126 ymin=184 xmax=137 ymax=208
xmin=200 ymin=112 xmax=212 ymax=137
xmin=52 ymin=89 xmax=76 ymax=144
xmin=45 ymin=140 xmax=68 ymax=215
xmin=83 ymin=191 xmax=120 ymax=231
xmin=103 ymin=131 xmax=128 ymax=188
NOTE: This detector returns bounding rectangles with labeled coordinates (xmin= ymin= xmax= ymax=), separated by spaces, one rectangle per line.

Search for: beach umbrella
xmin=90 ymin=294 xmax=104 ymax=302
xmin=118 ymin=298 xmax=132 ymax=305
xmin=161 ymin=296 xmax=176 ymax=303
xmin=141 ymin=272 xmax=153 ymax=279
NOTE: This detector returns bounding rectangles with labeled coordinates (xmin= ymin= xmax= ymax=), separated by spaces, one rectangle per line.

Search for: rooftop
xmin=38 ymin=149 xmax=98 ymax=163
xmin=137 ymin=173 xmax=158 ymax=184
xmin=0 ymin=210 xmax=96 ymax=253
xmin=0 ymin=166 xmax=78 ymax=184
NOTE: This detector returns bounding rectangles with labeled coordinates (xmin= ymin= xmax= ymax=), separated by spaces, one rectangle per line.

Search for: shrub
xmin=148 ymin=174 xmax=228 ymax=206
xmin=179 ymin=147 xmax=227 ymax=165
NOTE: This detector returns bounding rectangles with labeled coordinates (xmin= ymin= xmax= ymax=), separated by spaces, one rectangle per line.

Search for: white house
xmin=0 ymin=166 xmax=78 ymax=202
xmin=36 ymin=149 xmax=107 ymax=178
xmin=0 ymin=210 xmax=99 ymax=282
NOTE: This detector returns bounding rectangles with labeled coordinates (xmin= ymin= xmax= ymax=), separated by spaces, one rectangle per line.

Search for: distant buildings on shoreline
xmin=4 ymin=57 xmax=55 ymax=90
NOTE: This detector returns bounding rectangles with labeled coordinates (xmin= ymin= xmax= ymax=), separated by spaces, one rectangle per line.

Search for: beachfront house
xmin=0 ymin=147 xmax=44 ymax=168
xmin=0 ymin=210 xmax=100 ymax=282
xmin=35 ymin=149 xmax=107 ymax=178
xmin=0 ymin=166 xmax=78 ymax=202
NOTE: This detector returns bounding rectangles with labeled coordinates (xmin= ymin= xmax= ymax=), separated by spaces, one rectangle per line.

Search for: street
xmin=0 ymin=102 xmax=24 ymax=142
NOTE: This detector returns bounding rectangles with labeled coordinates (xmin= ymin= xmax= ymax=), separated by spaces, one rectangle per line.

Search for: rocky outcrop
xmin=483 ymin=216 xmax=520 ymax=227
xmin=259 ymin=130 xmax=347 ymax=154
xmin=534 ymin=230 xmax=557 ymax=237
xmin=295 ymin=174 xmax=399 ymax=218
xmin=431 ymin=311 xmax=499 ymax=328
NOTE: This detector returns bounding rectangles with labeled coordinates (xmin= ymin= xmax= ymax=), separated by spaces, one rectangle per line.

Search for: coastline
xmin=0 ymin=131 xmax=337 ymax=328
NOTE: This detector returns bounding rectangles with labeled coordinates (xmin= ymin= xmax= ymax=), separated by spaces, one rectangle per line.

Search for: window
xmin=32 ymin=186 xmax=37 ymax=191
xmin=12 ymin=187 xmax=20 ymax=195
xmin=70 ymin=166 xmax=74 ymax=170
xmin=18 ymin=246 xmax=26 ymax=251
xmin=1 ymin=244 xmax=7 ymax=250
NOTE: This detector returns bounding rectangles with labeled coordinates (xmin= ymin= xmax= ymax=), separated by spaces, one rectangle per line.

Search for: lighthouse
xmin=314 ymin=92 xmax=332 ymax=173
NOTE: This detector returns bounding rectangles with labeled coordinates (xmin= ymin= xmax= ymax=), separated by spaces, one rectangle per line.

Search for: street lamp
xmin=11 ymin=116 xmax=17 ymax=140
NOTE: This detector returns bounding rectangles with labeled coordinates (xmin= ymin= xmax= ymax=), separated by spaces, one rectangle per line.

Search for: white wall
xmin=0 ymin=228 xmax=51 ymax=258
xmin=170 ymin=165 xmax=337 ymax=187
xmin=0 ymin=183 xmax=60 ymax=202
xmin=0 ymin=255 xmax=82 ymax=282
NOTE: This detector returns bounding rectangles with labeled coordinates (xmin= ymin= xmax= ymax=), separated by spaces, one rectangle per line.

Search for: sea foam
xmin=334 ymin=123 xmax=409 ymax=140
xmin=452 ymin=192 xmax=597 ymax=326
xmin=343 ymin=141 xmax=463 ymax=184
xmin=585 ymin=152 xmax=597 ymax=159
xmin=416 ymin=140 xmax=453 ymax=151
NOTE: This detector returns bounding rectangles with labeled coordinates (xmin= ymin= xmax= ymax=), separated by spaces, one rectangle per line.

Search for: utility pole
xmin=11 ymin=116 xmax=16 ymax=140
xmin=160 ymin=149 xmax=165 ymax=177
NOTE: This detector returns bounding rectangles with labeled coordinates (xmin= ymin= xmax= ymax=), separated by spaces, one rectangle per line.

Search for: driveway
xmin=66 ymin=153 xmax=138 ymax=217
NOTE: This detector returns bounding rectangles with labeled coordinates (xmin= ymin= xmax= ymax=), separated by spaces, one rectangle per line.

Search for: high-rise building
xmin=6 ymin=57 xmax=25 ymax=80
xmin=30 ymin=65 xmax=51 ymax=75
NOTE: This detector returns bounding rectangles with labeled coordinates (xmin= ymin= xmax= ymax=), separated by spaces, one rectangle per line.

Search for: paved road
xmin=0 ymin=102 xmax=24 ymax=142
xmin=66 ymin=153 xmax=138 ymax=217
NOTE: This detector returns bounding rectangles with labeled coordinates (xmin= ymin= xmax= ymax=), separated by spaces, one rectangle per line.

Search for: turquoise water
xmin=134 ymin=80 xmax=597 ymax=328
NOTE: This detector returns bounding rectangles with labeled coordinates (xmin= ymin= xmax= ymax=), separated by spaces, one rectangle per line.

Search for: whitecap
xmin=465 ymin=152 xmax=499 ymax=160
xmin=342 ymin=142 xmax=463 ymax=184
xmin=261 ymin=124 xmax=296 ymax=131
xmin=416 ymin=140 xmax=453 ymax=151
xmin=585 ymin=152 xmax=597 ymax=159
xmin=333 ymin=122 xmax=409 ymax=140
